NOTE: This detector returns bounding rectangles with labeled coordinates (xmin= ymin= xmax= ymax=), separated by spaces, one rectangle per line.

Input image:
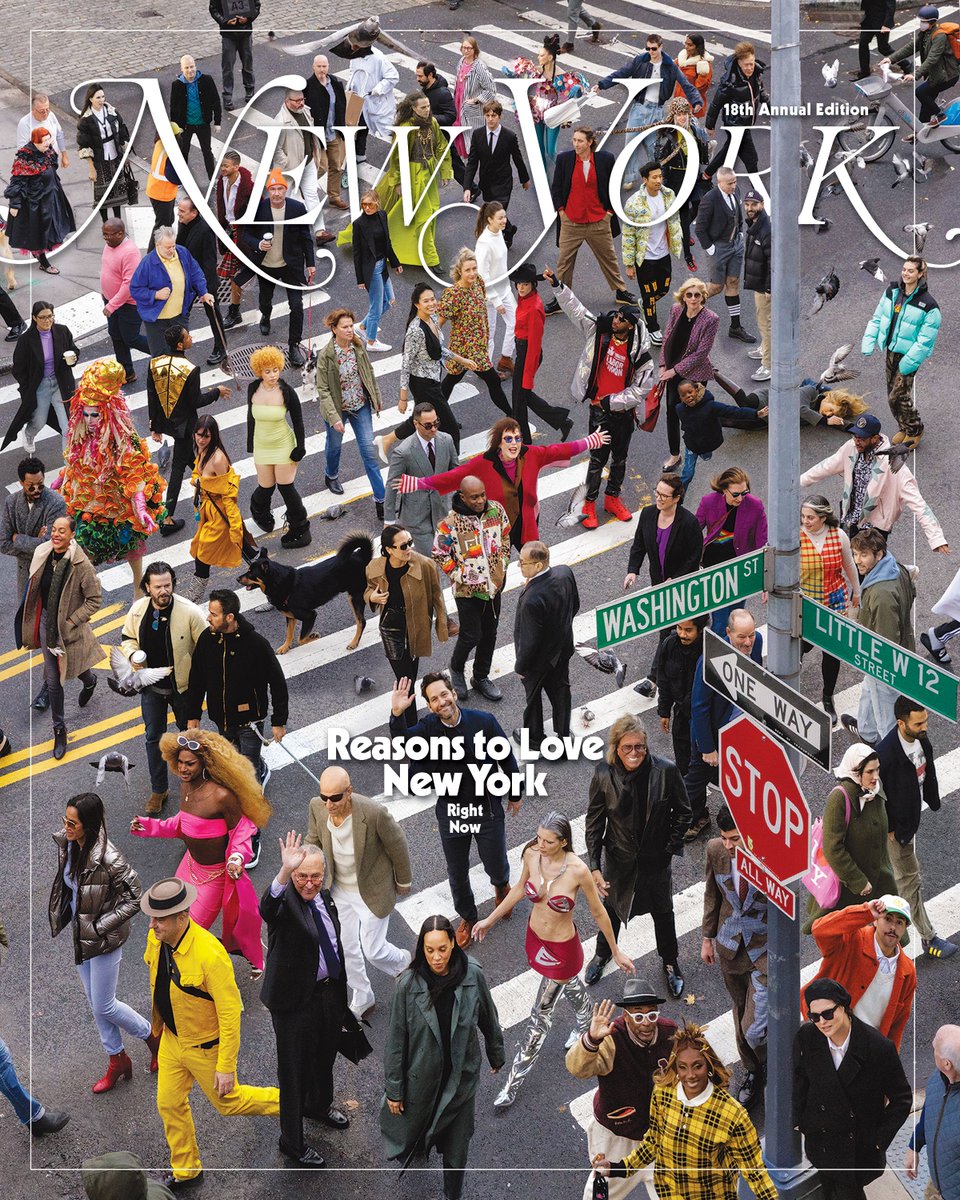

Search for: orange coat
xmin=805 ymin=903 xmax=916 ymax=1050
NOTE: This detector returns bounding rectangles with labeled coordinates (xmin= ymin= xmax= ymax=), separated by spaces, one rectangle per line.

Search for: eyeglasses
xmin=177 ymin=735 xmax=201 ymax=751
xmin=35 ymin=313 xmax=55 ymax=322
xmin=728 ymin=489 xmax=749 ymax=498
xmin=321 ymin=791 xmax=346 ymax=803
xmin=391 ymin=540 xmax=414 ymax=551
xmin=624 ymin=1009 xmax=659 ymax=1022
xmin=416 ymin=420 xmax=439 ymax=430
xmin=502 ymin=435 xmax=523 ymax=444
xmin=619 ymin=742 xmax=647 ymax=754
xmin=809 ymin=1005 xmax=839 ymax=1023
xmin=654 ymin=489 xmax=676 ymax=499
xmin=293 ymin=872 xmax=324 ymax=884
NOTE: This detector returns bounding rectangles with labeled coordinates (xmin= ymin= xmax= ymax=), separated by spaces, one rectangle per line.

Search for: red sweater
xmin=806 ymin=903 xmax=916 ymax=1050
xmin=514 ymin=291 xmax=545 ymax=389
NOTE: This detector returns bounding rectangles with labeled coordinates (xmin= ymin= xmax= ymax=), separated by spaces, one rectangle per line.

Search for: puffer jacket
xmin=49 ymin=827 xmax=143 ymax=964
xmin=911 ymin=1068 xmax=960 ymax=1200
xmin=743 ymin=210 xmax=771 ymax=293
xmin=862 ymin=280 xmax=941 ymax=375
xmin=622 ymin=185 xmax=684 ymax=266
xmin=552 ymin=281 xmax=655 ymax=407
xmin=706 ymin=55 xmax=769 ymax=128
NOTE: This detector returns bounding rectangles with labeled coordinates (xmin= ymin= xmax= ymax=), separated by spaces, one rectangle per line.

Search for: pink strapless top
xmin=179 ymin=810 xmax=229 ymax=838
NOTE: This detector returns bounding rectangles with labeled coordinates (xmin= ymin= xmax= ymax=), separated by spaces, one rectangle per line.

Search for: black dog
xmin=237 ymin=534 xmax=373 ymax=655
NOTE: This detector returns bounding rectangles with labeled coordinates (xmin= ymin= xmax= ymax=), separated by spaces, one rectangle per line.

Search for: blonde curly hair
xmin=654 ymin=1022 xmax=731 ymax=1090
xmin=160 ymin=729 xmax=272 ymax=829
xmin=249 ymin=345 xmax=286 ymax=378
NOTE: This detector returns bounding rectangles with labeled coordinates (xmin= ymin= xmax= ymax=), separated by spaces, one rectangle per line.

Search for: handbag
xmin=638 ymin=381 xmax=664 ymax=432
xmin=801 ymin=788 xmax=852 ymax=908
xmin=121 ymin=161 xmax=139 ymax=207
xmin=338 ymin=1009 xmax=373 ymax=1064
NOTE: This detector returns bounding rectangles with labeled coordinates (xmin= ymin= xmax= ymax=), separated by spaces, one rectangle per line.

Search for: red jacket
xmin=806 ymin=903 xmax=916 ymax=1050
xmin=215 ymin=165 xmax=255 ymax=228
xmin=514 ymin=290 xmax=545 ymax=390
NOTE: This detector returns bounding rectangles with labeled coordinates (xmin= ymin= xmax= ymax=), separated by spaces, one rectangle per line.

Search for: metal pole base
xmin=737 ymin=1154 xmax=824 ymax=1200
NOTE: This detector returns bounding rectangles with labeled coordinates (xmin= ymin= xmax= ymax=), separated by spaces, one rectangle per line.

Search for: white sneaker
xmin=366 ymin=339 xmax=391 ymax=352
xmin=751 ymin=366 xmax=771 ymax=381
xmin=747 ymin=348 xmax=764 ymax=360
xmin=374 ymin=435 xmax=388 ymax=465
xmin=23 ymin=436 xmax=36 ymax=453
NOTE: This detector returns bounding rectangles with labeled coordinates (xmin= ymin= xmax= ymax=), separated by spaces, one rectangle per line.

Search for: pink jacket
xmin=132 ymin=811 xmax=263 ymax=970
xmin=659 ymin=303 xmax=719 ymax=381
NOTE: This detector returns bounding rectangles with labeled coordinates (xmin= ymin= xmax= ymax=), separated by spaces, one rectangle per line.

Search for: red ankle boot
xmin=145 ymin=1031 xmax=161 ymax=1073
xmin=92 ymin=1051 xmax=133 ymax=1093
xmin=582 ymin=499 xmax=598 ymax=529
xmin=604 ymin=495 xmax=633 ymax=522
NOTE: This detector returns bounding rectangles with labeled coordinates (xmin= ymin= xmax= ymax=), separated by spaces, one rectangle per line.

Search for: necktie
xmin=309 ymin=898 xmax=341 ymax=980
xmin=428 ymin=441 xmax=436 ymax=468
xmin=489 ymin=130 xmax=494 ymax=153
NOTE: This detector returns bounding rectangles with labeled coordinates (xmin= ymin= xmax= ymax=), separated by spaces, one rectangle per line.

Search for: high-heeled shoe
xmin=92 ymin=1050 xmax=133 ymax=1093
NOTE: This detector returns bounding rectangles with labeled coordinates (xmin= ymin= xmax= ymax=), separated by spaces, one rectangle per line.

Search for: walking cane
xmin=251 ymin=724 xmax=322 ymax=786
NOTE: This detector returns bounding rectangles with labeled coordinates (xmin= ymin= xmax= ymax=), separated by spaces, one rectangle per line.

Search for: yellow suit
xmin=145 ymin=921 xmax=279 ymax=1181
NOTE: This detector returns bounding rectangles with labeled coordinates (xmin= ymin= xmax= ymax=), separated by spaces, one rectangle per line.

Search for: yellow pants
xmin=157 ymin=1032 xmax=280 ymax=1180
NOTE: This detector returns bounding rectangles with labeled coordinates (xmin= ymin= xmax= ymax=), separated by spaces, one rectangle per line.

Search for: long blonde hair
xmin=160 ymin=729 xmax=272 ymax=828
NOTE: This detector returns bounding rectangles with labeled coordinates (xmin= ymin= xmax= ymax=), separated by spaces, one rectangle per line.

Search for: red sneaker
xmin=604 ymin=495 xmax=633 ymax=522
xmin=582 ymin=500 xmax=598 ymax=529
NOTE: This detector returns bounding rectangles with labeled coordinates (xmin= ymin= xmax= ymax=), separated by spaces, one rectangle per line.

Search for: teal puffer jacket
xmin=861 ymin=281 xmax=941 ymax=375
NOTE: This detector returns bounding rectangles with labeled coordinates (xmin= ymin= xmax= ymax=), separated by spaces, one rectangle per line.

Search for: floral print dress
xmin=437 ymin=280 xmax=493 ymax=375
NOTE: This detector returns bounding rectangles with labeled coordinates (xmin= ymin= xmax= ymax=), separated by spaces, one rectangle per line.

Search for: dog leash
xmin=251 ymin=724 xmax=322 ymax=785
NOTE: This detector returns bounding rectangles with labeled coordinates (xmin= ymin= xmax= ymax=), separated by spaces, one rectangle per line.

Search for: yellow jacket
xmin=144 ymin=921 xmax=243 ymax=1075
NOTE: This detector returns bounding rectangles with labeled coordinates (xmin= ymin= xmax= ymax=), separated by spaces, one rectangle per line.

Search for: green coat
xmin=804 ymin=779 xmax=896 ymax=932
xmin=891 ymin=27 xmax=960 ymax=89
xmin=380 ymin=956 xmax=504 ymax=1164
xmin=315 ymin=335 xmax=382 ymax=428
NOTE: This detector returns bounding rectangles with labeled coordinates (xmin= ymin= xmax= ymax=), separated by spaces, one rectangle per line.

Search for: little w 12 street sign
xmin=801 ymin=596 xmax=958 ymax=723
xmin=596 ymin=550 xmax=765 ymax=648
xmin=735 ymin=845 xmax=797 ymax=920
xmin=703 ymin=629 xmax=831 ymax=768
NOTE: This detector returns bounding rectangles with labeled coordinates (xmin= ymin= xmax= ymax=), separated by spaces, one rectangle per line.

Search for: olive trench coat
xmin=380 ymin=957 xmax=504 ymax=1165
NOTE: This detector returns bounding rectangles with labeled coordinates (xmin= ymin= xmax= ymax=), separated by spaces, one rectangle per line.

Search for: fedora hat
xmin=140 ymin=877 xmax=197 ymax=918
xmin=614 ymin=977 xmax=666 ymax=1007
xmin=512 ymin=262 xmax=544 ymax=286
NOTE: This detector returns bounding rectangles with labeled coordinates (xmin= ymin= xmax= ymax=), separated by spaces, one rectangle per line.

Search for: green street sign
xmin=801 ymin=596 xmax=958 ymax=723
xmin=596 ymin=549 xmax=766 ymax=649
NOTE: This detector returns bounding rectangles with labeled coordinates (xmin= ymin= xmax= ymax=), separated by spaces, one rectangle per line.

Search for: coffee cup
xmin=63 ymin=350 xmax=78 ymax=366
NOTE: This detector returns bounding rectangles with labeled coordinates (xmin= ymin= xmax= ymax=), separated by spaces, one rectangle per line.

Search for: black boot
xmin=281 ymin=520 xmax=312 ymax=549
xmin=250 ymin=485 xmax=276 ymax=532
xmin=222 ymin=304 xmax=243 ymax=330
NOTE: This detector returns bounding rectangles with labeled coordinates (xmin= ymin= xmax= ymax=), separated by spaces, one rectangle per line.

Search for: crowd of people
xmin=1 ymin=12 xmax=958 ymax=1200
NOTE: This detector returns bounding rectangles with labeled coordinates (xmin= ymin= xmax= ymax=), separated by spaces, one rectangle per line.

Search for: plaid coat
xmin=618 ymin=1082 xmax=778 ymax=1200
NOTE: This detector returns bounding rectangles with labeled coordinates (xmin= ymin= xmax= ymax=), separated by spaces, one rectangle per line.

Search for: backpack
xmin=935 ymin=23 xmax=960 ymax=61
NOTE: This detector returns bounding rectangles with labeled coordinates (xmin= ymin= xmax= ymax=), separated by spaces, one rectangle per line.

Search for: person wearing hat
xmin=140 ymin=876 xmax=280 ymax=1191
xmin=794 ymin=977 xmax=913 ymax=1200
xmin=742 ymin=190 xmax=771 ymax=382
xmin=566 ymin=981 xmax=677 ymax=1200
xmin=542 ymin=265 xmax=654 ymax=529
xmin=885 ymin=7 xmax=960 ymax=125
xmin=83 ymin=1150 xmax=175 ymax=1200
xmin=511 ymin=263 xmax=572 ymax=445
xmin=238 ymin=168 xmax=317 ymax=370
xmin=807 ymin=896 xmax=917 ymax=1051
xmin=861 ymin=255 xmax=942 ymax=449
xmin=801 ymin=411 xmax=948 ymax=552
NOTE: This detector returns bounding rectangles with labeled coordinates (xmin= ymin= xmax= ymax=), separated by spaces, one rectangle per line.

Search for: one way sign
xmin=703 ymin=629 xmax=832 ymax=769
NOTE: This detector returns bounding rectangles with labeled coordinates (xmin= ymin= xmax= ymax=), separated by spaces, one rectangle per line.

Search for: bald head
xmin=934 ymin=1025 xmax=960 ymax=1080
xmin=312 ymin=55 xmax=330 ymax=80
xmin=726 ymin=608 xmax=757 ymax=655
xmin=459 ymin=475 xmax=487 ymax=514
xmin=319 ymin=766 xmax=352 ymax=822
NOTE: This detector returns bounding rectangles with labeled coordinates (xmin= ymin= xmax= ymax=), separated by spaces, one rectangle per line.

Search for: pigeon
xmin=156 ymin=441 xmax=172 ymax=475
xmin=90 ymin=752 xmax=135 ymax=786
xmin=859 ymin=258 xmax=885 ymax=282
xmin=891 ymin=153 xmax=911 ymax=187
xmin=910 ymin=153 xmax=930 ymax=181
xmin=819 ymin=345 xmax=861 ymax=385
xmin=579 ymin=706 xmax=595 ymax=726
xmin=576 ymin=643 xmax=627 ymax=688
xmin=321 ymin=504 xmax=345 ymax=521
xmin=799 ymin=143 xmax=814 ymax=176
xmin=822 ymin=59 xmax=840 ymax=87
xmin=816 ymin=216 xmax=832 ymax=234
xmin=832 ymin=149 xmax=866 ymax=170
xmin=876 ymin=445 xmax=912 ymax=473
xmin=904 ymin=222 xmax=933 ymax=253
xmin=354 ymin=675 xmax=375 ymax=695
xmin=107 ymin=646 xmax=173 ymax=696
xmin=0 ymin=727 xmax=11 ymax=759
xmin=558 ymin=481 xmax=588 ymax=527
xmin=808 ymin=268 xmax=840 ymax=316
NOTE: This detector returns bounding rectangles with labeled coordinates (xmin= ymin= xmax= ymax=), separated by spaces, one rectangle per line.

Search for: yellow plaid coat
xmin=617 ymin=1083 xmax=779 ymax=1200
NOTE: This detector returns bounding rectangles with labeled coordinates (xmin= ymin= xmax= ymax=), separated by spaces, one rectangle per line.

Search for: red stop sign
xmin=718 ymin=714 xmax=811 ymax=884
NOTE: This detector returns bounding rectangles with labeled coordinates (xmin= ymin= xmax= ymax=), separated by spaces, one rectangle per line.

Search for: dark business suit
xmin=259 ymin=882 xmax=349 ymax=1156
xmin=176 ymin=215 xmax=228 ymax=357
xmin=239 ymin=197 xmax=316 ymax=349
xmin=514 ymin=565 xmax=580 ymax=742
xmin=693 ymin=184 xmax=744 ymax=252
xmin=464 ymin=124 xmax=529 ymax=247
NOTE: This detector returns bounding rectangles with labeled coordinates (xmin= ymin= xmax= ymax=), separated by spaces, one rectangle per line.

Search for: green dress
xmin=337 ymin=118 xmax=454 ymax=268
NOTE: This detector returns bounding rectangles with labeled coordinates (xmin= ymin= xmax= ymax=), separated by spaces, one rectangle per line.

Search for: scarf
xmin=45 ymin=550 xmax=72 ymax=650
xmin=421 ymin=944 xmax=467 ymax=1007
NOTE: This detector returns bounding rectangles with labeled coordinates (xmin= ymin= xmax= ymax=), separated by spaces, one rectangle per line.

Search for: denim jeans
xmin=857 ymin=676 xmax=898 ymax=744
xmin=142 ymin=688 xmax=189 ymax=792
xmin=77 ymin=947 xmax=152 ymax=1055
xmin=0 ymin=1036 xmax=41 ymax=1124
xmin=361 ymin=260 xmax=394 ymax=344
xmin=105 ymin=303 xmax=150 ymax=373
xmin=221 ymin=722 xmax=264 ymax=776
xmin=680 ymin=447 xmax=711 ymax=491
xmin=624 ymin=99 xmax=664 ymax=184
xmin=26 ymin=376 xmax=69 ymax=447
xmin=324 ymin=402 xmax=385 ymax=501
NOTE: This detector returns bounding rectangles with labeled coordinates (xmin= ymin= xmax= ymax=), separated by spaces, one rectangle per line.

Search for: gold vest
xmin=150 ymin=355 xmax=195 ymax=419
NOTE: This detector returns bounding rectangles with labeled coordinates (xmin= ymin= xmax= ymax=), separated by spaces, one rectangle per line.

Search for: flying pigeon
xmin=891 ymin=153 xmax=911 ymax=187
xmin=90 ymin=752 xmax=135 ymax=786
xmin=876 ymin=445 xmax=912 ymax=474
xmin=903 ymin=222 xmax=933 ymax=253
xmin=859 ymin=258 xmax=885 ymax=282
xmin=819 ymin=345 xmax=861 ymax=385
xmin=808 ymin=268 xmax=840 ymax=316
xmin=822 ymin=59 xmax=840 ymax=87
xmin=107 ymin=646 xmax=173 ymax=696
xmin=354 ymin=675 xmax=375 ymax=695
xmin=579 ymin=706 xmax=595 ymax=726
xmin=576 ymin=643 xmax=627 ymax=688
xmin=558 ymin=482 xmax=588 ymax=527
xmin=799 ymin=143 xmax=814 ymax=176
xmin=910 ymin=153 xmax=930 ymax=181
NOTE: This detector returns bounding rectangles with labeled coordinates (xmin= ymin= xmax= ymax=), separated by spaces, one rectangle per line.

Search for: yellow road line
xmin=0 ymin=603 xmax=124 ymax=669
xmin=0 ymin=721 xmax=155 ymax=788
xmin=0 ymin=704 xmax=143 ymax=769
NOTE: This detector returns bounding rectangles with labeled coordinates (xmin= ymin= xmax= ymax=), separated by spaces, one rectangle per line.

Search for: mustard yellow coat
xmin=189 ymin=467 xmax=243 ymax=569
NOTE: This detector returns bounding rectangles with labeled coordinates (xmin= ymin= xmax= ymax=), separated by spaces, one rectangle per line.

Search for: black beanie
xmin=804 ymin=977 xmax=852 ymax=1011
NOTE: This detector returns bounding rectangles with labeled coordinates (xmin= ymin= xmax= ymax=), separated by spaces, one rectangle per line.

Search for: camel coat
xmin=364 ymin=551 xmax=448 ymax=660
xmin=20 ymin=538 xmax=102 ymax=681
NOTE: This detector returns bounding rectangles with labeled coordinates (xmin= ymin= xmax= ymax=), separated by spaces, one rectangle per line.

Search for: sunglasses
xmin=728 ymin=489 xmax=749 ymax=498
xmin=809 ymin=1005 xmax=839 ymax=1023
xmin=177 ymin=735 xmax=201 ymax=751
xmin=321 ymin=791 xmax=346 ymax=803
xmin=392 ymin=540 xmax=414 ymax=551
xmin=685 ymin=291 xmax=705 ymax=299
xmin=619 ymin=742 xmax=647 ymax=754
xmin=624 ymin=1009 xmax=660 ymax=1022
xmin=502 ymin=435 xmax=523 ymax=444
xmin=417 ymin=420 xmax=439 ymax=430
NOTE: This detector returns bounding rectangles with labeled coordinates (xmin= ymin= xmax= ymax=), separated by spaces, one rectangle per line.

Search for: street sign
xmin=735 ymin=845 xmax=797 ymax=920
xmin=596 ymin=549 xmax=766 ymax=648
xmin=801 ymin=596 xmax=958 ymax=723
xmin=703 ymin=629 xmax=832 ymax=769
xmin=719 ymin=713 xmax=811 ymax=885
